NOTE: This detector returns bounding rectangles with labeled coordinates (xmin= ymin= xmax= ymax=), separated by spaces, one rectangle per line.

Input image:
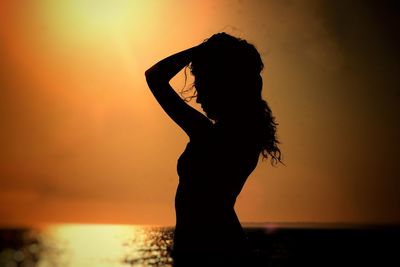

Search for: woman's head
xmin=191 ymin=33 xmax=264 ymax=120
xmin=189 ymin=32 xmax=282 ymax=165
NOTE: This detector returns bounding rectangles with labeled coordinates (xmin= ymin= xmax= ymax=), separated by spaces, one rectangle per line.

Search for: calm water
xmin=0 ymin=223 xmax=398 ymax=267
xmin=0 ymin=224 xmax=174 ymax=267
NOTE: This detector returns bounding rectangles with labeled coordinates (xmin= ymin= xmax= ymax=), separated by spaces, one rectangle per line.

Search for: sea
xmin=0 ymin=223 xmax=398 ymax=267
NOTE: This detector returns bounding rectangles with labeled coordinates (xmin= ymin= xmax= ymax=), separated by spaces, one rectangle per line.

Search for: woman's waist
xmin=175 ymin=189 xmax=237 ymax=211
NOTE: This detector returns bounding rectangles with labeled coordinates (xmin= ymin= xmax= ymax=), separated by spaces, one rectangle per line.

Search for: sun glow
xmin=41 ymin=224 xmax=148 ymax=267
xmin=37 ymin=0 xmax=158 ymax=44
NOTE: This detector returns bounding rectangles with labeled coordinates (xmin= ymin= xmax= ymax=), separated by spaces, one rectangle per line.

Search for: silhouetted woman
xmin=145 ymin=33 xmax=281 ymax=266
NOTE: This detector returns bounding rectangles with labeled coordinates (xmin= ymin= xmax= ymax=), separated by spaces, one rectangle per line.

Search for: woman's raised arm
xmin=145 ymin=47 xmax=212 ymax=138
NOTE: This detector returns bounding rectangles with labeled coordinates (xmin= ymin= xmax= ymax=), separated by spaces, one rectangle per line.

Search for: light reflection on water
xmin=2 ymin=223 xmax=396 ymax=266
xmin=0 ymin=224 xmax=174 ymax=267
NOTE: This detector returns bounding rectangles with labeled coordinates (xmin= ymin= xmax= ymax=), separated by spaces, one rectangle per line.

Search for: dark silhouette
xmin=145 ymin=32 xmax=281 ymax=266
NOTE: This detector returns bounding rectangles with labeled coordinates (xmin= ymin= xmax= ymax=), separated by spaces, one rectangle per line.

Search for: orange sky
xmin=1 ymin=0 xmax=399 ymax=227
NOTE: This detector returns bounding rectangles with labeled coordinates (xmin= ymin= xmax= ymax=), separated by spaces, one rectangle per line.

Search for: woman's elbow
xmin=145 ymin=66 xmax=153 ymax=78
xmin=145 ymin=68 xmax=157 ymax=86
xmin=145 ymin=68 xmax=153 ymax=81
xmin=145 ymin=66 xmax=168 ymax=88
xmin=145 ymin=65 xmax=161 ymax=82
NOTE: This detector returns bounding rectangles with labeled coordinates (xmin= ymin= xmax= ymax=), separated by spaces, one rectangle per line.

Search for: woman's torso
xmin=173 ymin=123 xmax=260 ymax=254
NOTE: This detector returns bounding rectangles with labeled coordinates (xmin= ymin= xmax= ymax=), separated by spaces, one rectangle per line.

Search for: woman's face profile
xmin=194 ymin=74 xmax=224 ymax=120
xmin=196 ymin=89 xmax=217 ymax=119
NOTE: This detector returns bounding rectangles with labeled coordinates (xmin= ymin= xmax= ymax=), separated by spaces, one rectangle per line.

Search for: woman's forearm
xmin=145 ymin=47 xmax=196 ymax=84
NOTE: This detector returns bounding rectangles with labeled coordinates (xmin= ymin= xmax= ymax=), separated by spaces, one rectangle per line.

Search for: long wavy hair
xmin=182 ymin=33 xmax=282 ymax=165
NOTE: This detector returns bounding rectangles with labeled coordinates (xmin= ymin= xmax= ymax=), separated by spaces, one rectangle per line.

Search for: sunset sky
xmin=1 ymin=0 xmax=399 ymax=227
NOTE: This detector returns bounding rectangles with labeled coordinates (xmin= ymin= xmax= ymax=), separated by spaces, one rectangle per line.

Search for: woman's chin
xmin=204 ymin=110 xmax=217 ymax=120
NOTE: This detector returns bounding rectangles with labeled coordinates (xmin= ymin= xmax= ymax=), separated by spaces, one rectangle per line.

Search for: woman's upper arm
xmin=145 ymin=70 xmax=212 ymax=138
